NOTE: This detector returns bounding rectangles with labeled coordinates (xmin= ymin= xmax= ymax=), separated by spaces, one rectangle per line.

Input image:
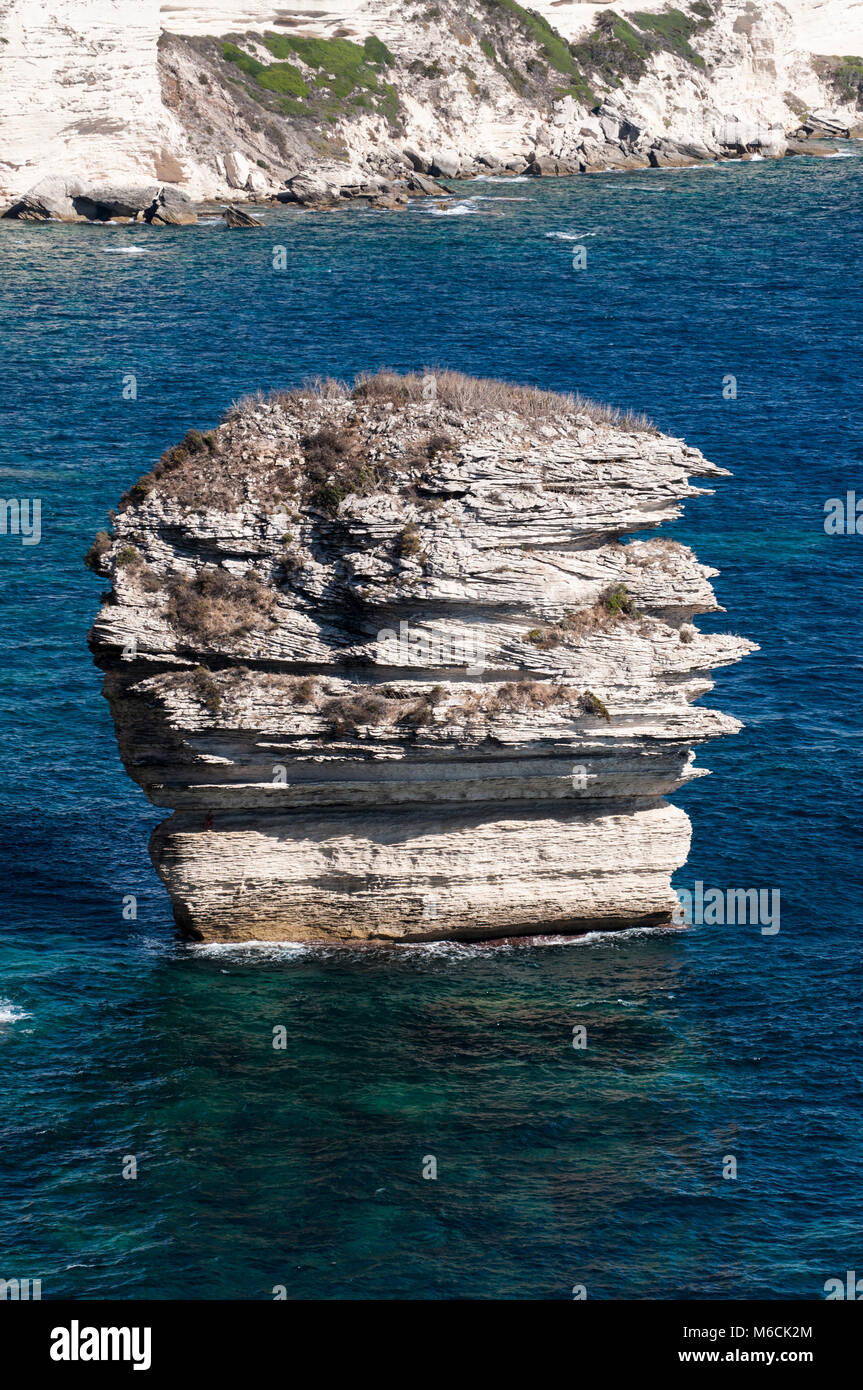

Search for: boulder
xmin=676 ymin=141 xmax=716 ymax=162
xmin=370 ymin=193 xmax=409 ymax=210
xmin=149 ymin=203 xmax=197 ymax=226
xmin=429 ymin=151 xmax=460 ymax=179
xmin=648 ymin=141 xmax=694 ymax=168
xmin=224 ymin=151 xmax=252 ymax=190
xmin=807 ymin=110 xmax=851 ymax=137
xmin=575 ymin=140 xmax=649 ymax=172
xmin=161 ymin=183 xmax=194 ymax=208
xmin=281 ymin=165 xmax=354 ymax=206
xmin=246 ymin=167 xmax=269 ymax=194
xmin=72 ymin=183 xmax=161 ymax=220
xmin=785 ymin=139 xmax=840 ymax=158
xmin=340 ymin=183 xmax=378 ymax=200
xmin=223 ymin=205 xmax=263 ymax=228
xmin=403 ymin=147 xmax=430 ymax=174
xmin=406 ymin=171 xmax=448 ymax=196
xmin=605 ymin=147 xmax=651 ymax=170
xmin=716 ymin=119 xmax=787 ymax=157
xmin=6 ymin=175 xmax=80 ymax=221
xmin=148 ymin=184 xmax=198 ymax=225
xmin=284 ymin=174 xmax=337 ymax=206
xmin=3 ymin=177 xmax=198 ymax=225
xmin=526 ymin=154 xmax=580 ymax=176
xmin=618 ymin=117 xmax=643 ymax=145
xmin=717 ymin=117 xmax=761 ymax=152
xmin=759 ymin=127 xmax=788 ymax=158
xmin=575 ymin=139 xmax=606 ymax=171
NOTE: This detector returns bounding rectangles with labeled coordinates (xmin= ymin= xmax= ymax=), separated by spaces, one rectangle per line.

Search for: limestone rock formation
xmin=1 ymin=177 xmax=198 ymax=224
xmin=87 ymin=371 xmax=755 ymax=944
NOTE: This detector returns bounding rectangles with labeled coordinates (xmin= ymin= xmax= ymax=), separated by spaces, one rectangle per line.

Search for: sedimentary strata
xmin=87 ymin=370 xmax=755 ymax=943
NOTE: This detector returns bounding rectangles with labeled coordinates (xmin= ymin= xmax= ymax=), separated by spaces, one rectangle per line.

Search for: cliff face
xmin=1 ymin=1 xmax=861 ymax=204
xmin=87 ymin=372 xmax=755 ymax=943
xmin=0 ymin=0 xmax=186 ymax=198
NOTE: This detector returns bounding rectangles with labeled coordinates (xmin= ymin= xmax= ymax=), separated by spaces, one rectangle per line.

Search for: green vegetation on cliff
xmin=631 ymin=8 xmax=707 ymax=68
xmin=476 ymin=1 xmax=711 ymax=106
xmin=221 ymin=32 xmax=400 ymax=125
xmin=825 ymin=56 xmax=863 ymax=107
xmin=476 ymin=0 xmax=594 ymax=104
xmin=570 ymin=5 xmax=711 ymax=89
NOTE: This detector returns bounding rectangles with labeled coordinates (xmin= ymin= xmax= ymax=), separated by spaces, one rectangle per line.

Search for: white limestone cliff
xmin=0 ymin=1 xmax=188 ymax=198
xmin=1 ymin=1 xmax=862 ymax=207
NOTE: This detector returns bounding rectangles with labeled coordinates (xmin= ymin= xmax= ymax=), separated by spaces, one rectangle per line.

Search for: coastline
xmin=4 ymin=135 xmax=858 ymax=227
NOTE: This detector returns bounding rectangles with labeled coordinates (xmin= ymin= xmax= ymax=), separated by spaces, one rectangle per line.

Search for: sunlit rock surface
xmin=88 ymin=371 xmax=755 ymax=942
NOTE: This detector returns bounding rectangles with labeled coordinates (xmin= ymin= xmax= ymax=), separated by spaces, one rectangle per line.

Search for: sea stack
xmin=87 ymin=371 xmax=754 ymax=943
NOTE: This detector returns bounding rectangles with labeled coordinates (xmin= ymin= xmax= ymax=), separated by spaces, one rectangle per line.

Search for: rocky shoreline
xmin=87 ymin=370 xmax=755 ymax=944
xmin=3 ymin=123 xmax=855 ymax=227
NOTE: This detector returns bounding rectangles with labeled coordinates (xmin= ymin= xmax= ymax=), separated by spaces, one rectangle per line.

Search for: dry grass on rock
xmin=166 ymin=567 xmax=277 ymax=646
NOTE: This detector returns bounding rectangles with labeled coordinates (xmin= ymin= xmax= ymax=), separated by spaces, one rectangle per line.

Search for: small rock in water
xmin=223 ymin=205 xmax=263 ymax=228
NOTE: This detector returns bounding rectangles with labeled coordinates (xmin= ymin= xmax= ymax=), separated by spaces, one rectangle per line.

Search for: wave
xmin=103 ymin=246 xmax=151 ymax=255
xmin=185 ymin=922 xmax=681 ymax=964
xmin=427 ymin=198 xmax=485 ymax=216
xmin=189 ymin=940 xmax=312 ymax=963
xmin=546 ymin=230 xmax=598 ymax=240
xmin=0 ymin=998 xmax=31 ymax=1024
xmin=396 ymin=923 xmax=681 ymax=955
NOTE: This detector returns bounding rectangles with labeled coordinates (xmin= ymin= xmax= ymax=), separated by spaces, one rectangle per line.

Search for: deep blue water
xmin=1 ymin=154 xmax=861 ymax=1299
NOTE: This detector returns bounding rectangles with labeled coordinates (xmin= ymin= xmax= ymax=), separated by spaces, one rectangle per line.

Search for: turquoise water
xmin=1 ymin=153 xmax=861 ymax=1298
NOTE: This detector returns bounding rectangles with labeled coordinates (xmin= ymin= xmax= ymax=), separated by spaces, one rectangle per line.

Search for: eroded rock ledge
xmin=87 ymin=370 xmax=755 ymax=943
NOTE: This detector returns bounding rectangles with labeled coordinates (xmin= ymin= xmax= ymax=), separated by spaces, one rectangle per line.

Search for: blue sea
xmin=1 ymin=153 xmax=861 ymax=1300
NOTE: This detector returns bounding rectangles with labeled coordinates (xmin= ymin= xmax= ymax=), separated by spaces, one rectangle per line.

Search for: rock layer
xmin=87 ymin=371 xmax=755 ymax=942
